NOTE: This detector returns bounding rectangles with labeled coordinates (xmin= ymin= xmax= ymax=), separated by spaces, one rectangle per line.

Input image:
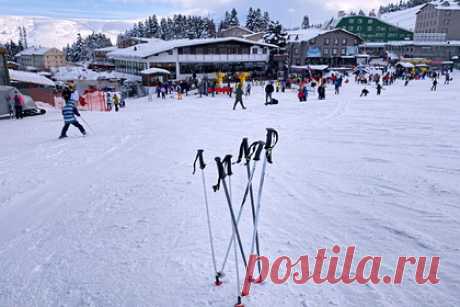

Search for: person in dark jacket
xmin=233 ymin=84 xmax=246 ymax=110
xmin=265 ymin=82 xmax=274 ymax=104
xmin=376 ymin=83 xmax=383 ymax=95
xmin=59 ymin=98 xmax=86 ymax=139
xmin=431 ymin=78 xmax=438 ymax=91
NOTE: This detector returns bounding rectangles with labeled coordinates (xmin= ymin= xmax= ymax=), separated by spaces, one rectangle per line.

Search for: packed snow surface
xmin=0 ymin=75 xmax=459 ymax=306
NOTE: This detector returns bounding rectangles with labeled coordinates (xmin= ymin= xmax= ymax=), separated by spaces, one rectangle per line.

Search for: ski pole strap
xmin=192 ymin=149 xmax=206 ymax=175
xmin=265 ymin=128 xmax=279 ymax=164
xmin=213 ymin=155 xmax=233 ymax=192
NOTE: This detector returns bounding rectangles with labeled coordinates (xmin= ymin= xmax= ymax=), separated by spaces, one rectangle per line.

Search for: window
xmin=263 ymin=48 xmax=267 ymax=54
xmin=357 ymin=19 xmax=363 ymax=24
xmin=368 ymin=19 xmax=373 ymax=24
xmin=349 ymin=19 xmax=355 ymax=24
xmin=324 ymin=38 xmax=330 ymax=45
xmin=252 ymin=48 xmax=258 ymax=54
xmin=341 ymin=48 xmax=346 ymax=55
xmin=323 ymin=48 xmax=329 ymax=55
xmin=368 ymin=26 xmax=373 ymax=31
xmin=334 ymin=38 xmax=338 ymax=45
xmin=342 ymin=38 xmax=347 ymax=45
xmin=332 ymin=48 xmax=338 ymax=55
xmin=348 ymin=26 xmax=354 ymax=31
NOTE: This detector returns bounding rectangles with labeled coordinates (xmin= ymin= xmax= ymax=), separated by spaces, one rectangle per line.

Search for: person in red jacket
xmin=13 ymin=91 xmax=24 ymax=119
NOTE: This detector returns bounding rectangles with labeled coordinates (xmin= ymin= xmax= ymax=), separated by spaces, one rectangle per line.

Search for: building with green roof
xmin=335 ymin=16 xmax=413 ymax=42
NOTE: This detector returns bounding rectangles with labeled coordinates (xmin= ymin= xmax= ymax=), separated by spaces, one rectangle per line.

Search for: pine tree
xmin=246 ymin=7 xmax=256 ymax=31
xmin=228 ymin=8 xmax=239 ymax=27
xmin=301 ymin=15 xmax=310 ymax=29
xmin=263 ymin=21 xmax=287 ymax=48
xmin=262 ymin=12 xmax=271 ymax=31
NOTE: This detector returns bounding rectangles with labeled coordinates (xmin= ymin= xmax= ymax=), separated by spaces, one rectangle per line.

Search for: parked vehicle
xmin=0 ymin=85 xmax=46 ymax=118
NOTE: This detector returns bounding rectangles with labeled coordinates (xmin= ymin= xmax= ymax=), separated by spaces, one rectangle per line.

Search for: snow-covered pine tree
xmin=206 ymin=18 xmax=217 ymax=38
xmin=301 ymin=15 xmax=310 ymax=29
xmin=262 ymin=12 xmax=271 ymax=31
xmin=246 ymin=7 xmax=256 ymax=31
xmin=263 ymin=20 xmax=287 ymax=48
xmin=228 ymin=8 xmax=239 ymax=27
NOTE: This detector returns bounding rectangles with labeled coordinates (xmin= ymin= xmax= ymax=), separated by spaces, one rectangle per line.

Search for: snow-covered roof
xmin=95 ymin=46 xmax=119 ymax=52
xmin=52 ymin=66 xmax=141 ymax=82
xmin=16 ymin=47 xmax=58 ymax=56
xmin=220 ymin=25 xmax=254 ymax=34
xmin=396 ymin=61 xmax=415 ymax=68
xmin=287 ymin=28 xmax=324 ymax=43
xmin=9 ymin=69 xmax=55 ymax=86
xmin=287 ymin=28 xmax=361 ymax=43
xmin=337 ymin=15 xmax=414 ymax=33
xmin=108 ymin=37 xmax=277 ymax=59
xmin=140 ymin=68 xmax=171 ymax=75
xmin=418 ymin=0 xmax=460 ymax=12
xmin=361 ymin=40 xmax=460 ymax=47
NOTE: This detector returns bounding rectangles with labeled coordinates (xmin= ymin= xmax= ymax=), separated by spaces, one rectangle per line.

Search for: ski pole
xmin=227 ymin=160 xmax=244 ymax=307
xmin=213 ymin=155 xmax=247 ymax=268
xmin=219 ymin=140 xmax=265 ymax=275
xmin=245 ymin=128 xmax=278 ymax=289
xmin=79 ymin=115 xmax=94 ymax=134
xmin=193 ymin=150 xmax=222 ymax=286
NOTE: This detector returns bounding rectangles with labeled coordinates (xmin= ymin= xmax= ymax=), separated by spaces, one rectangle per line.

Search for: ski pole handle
xmin=223 ymin=155 xmax=233 ymax=177
xmin=250 ymin=141 xmax=265 ymax=161
xmin=236 ymin=138 xmax=250 ymax=164
xmin=193 ymin=149 xmax=206 ymax=175
xmin=213 ymin=157 xmax=225 ymax=192
xmin=265 ymin=128 xmax=279 ymax=164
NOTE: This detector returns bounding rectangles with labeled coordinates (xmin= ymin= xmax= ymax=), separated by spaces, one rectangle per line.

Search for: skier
xmin=13 ymin=91 xmax=24 ymax=119
xmin=113 ymin=94 xmax=120 ymax=112
xmin=431 ymin=78 xmax=438 ymax=91
xmin=265 ymin=81 xmax=274 ymax=104
xmin=59 ymin=91 xmax=86 ymax=139
xmin=233 ymin=84 xmax=246 ymax=110
xmin=376 ymin=83 xmax=383 ymax=95
xmin=444 ymin=72 xmax=450 ymax=85
xmin=161 ymin=85 xmax=166 ymax=99
xmin=106 ymin=93 xmax=113 ymax=111
xmin=5 ymin=94 xmax=14 ymax=119
xmin=360 ymin=88 xmax=369 ymax=97
xmin=245 ymin=82 xmax=251 ymax=96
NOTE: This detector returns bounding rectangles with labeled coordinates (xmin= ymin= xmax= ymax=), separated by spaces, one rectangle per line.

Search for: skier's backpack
xmin=270 ymin=98 xmax=279 ymax=105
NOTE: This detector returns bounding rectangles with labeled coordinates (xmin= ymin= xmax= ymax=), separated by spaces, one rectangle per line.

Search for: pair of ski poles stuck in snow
xmin=193 ymin=128 xmax=279 ymax=307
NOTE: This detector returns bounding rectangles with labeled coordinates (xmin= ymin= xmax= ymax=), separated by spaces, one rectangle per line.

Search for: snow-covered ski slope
xmin=1 ymin=75 xmax=459 ymax=306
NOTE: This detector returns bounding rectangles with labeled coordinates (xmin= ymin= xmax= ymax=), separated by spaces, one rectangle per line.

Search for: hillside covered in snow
xmin=0 ymin=15 xmax=135 ymax=48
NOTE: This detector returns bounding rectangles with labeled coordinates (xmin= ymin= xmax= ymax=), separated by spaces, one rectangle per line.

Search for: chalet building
xmin=89 ymin=46 xmax=119 ymax=71
xmin=287 ymin=28 xmax=363 ymax=66
xmin=360 ymin=40 xmax=460 ymax=61
xmin=415 ymin=0 xmax=460 ymax=41
xmin=335 ymin=15 xmax=413 ymax=42
xmin=16 ymin=47 xmax=66 ymax=70
xmin=0 ymin=46 xmax=9 ymax=85
xmin=217 ymin=26 xmax=254 ymax=38
xmin=108 ymin=37 xmax=276 ymax=80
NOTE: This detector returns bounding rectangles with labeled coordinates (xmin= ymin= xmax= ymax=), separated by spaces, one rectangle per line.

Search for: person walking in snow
xmin=113 ymin=94 xmax=120 ymax=112
xmin=360 ymin=88 xmax=369 ymax=97
xmin=245 ymin=82 xmax=251 ymax=96
xmin=59 ymin=89 xmax=86 ymax=139
xmin=106 ymin=93 xmax=113 ymax=111
xmin=444 ymin=72 xmax=450 ymax=85
xmin=431 ymin=78 xmax=438 ymax=91
xmin=376 ymin=83 xmax=383 ymax=95
xmin=265 ymin=81 xmax=274 ymax=104
xmin=233 ymin=84 xmax=246 ymax=110
xmin=5 ymin=94 xmax=14 ymax=119
xmin=13 ymin=91 xmax=24 ymax=119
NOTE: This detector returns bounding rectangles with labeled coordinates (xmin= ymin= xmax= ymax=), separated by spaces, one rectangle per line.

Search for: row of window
xmin=308 ymin=38 xmax=358 ymax=45
xmin=347 ymin=18 xmax=373 ymax=25
xmin=323 ymin=48 xmax=348 ymax=56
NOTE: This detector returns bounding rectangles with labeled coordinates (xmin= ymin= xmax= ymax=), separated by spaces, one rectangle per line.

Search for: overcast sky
xmin=0 ymin=0 xmax=395 ymax=26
